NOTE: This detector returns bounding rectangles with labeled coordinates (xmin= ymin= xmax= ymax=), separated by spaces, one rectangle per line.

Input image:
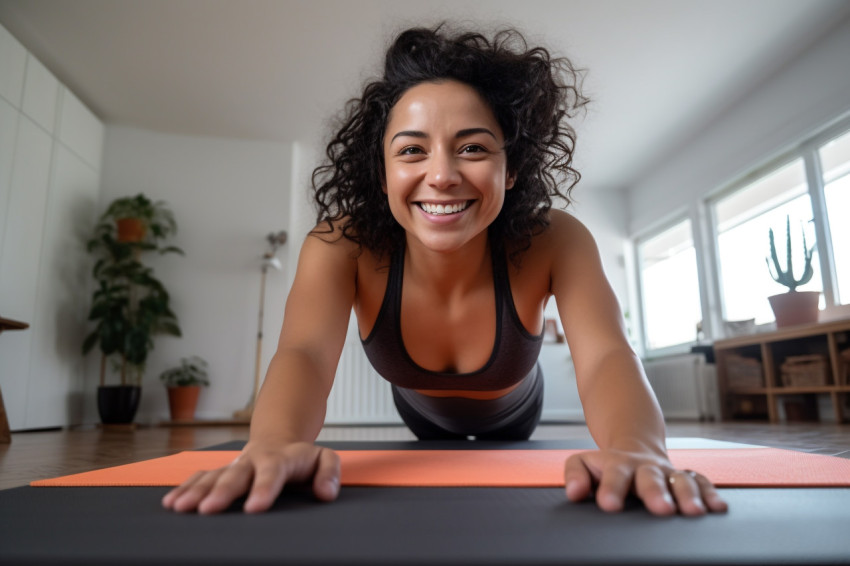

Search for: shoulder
xmin=302 ymin=219 xmax=385 ymax=275
xmin=305 ymin=218 xmax=361 ymax=255
xmin=547 ymin=208 xmax=594 ymax=239
xmin=501 ymin=209 xmax=600 ymax=297
xmin=296 ymin=219 xmax=359 ymax=274
xmin=511 ymin=209 xmax=606 ymax=297
xmin=526 ymin=209 xmax=600 ymax=264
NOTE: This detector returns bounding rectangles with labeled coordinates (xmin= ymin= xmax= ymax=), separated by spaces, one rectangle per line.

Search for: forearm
xmin=577 ymin=349 xmax=667 ymax=457
xmin=248 ymin=348 xmax=334 ymax=445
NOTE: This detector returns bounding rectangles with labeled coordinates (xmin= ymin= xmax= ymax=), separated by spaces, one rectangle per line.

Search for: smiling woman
xmin=161 ymin=24 xmax=728 ymax=519
xmin=382 ymin=81 xmax=514 ymax=255
xmin=311 ymin=26 xmax=586 ymax=263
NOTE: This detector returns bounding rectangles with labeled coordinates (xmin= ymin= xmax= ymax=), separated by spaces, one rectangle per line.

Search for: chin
xmin=411 ymin=233 xmax=478 ymax=255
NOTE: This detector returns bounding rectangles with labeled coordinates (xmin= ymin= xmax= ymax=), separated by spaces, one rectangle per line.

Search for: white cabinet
xmin=0 ymin=23 xmax=104 ymax=430
xmin=21 ymin=54 xmax=59 ymax=133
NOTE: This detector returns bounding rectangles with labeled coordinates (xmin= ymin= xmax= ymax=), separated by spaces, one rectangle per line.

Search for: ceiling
xmin=1 ymin=0 xmax=849 ymax=191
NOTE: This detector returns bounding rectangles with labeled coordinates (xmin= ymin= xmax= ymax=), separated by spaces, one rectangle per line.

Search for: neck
xmin=404 ymin=233 xmax=492 ymax=296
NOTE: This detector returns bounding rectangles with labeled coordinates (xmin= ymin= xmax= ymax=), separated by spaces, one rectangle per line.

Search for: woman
xmin=163 ymin=25 xmax=727 ymax=517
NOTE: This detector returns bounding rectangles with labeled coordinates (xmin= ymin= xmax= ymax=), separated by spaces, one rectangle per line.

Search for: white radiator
xmin=324 ymin=318 xmax=402 ymax=424
xmin=643 ymin=353 xmax=719 ymax=421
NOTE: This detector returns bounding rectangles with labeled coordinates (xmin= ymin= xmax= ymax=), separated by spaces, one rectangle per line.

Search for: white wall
xmin=628 ymin=17 xmax=850 ymax=236
xmin=0 ymin=23 xmax=104 ymax=430
xmin=97 ymin=126 xmax=294 ymax=424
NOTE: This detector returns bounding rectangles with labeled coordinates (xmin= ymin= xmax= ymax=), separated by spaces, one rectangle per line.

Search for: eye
xmin=398 ymin=146 xmax=424 ymax=156
xmin=460 ymin=144 xmax=487 ymax=154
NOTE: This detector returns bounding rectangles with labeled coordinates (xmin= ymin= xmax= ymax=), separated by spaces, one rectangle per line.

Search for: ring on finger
xmin=667 ymin=469 xmax=698 ymax=487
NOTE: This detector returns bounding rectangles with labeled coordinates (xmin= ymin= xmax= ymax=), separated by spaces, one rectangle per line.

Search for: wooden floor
xmin=2 ymin=421 xmax=850 ymax=490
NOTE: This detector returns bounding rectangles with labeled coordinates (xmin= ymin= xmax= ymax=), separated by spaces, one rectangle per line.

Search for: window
xmin=637 ymin=219 xmax=701 ymax=350
xmin=631 ymin=121 xmax=850 ymax=348
xmin=712 ymin=159 xmax=821 ymax=324
xmin=819 ymin=129 xmax=850 ymax=304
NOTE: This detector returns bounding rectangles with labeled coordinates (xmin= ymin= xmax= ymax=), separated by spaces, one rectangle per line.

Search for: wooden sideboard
xmin=713 ymin=318 xmax=850 ymax=423
xmin=0 ymin=317 xmax=30 ymax=442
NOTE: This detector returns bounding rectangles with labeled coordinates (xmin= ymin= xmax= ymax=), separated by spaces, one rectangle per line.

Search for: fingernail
xmin=601 ymin=493 xmax=621 ymax=510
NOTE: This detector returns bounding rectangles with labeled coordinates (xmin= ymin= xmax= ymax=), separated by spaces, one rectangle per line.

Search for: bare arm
xmin=249 ymin=230 xmax=357 ymax=444
xmin=162 ymin=228 xmax=357 ymax=514
xmin=548 ymin=211 xmax=725 ymax=515
xmin=550 ymin=214 xmax=665 ymax=456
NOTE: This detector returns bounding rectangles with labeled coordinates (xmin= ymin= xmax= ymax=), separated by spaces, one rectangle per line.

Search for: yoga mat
xmin=31 ymin=447 xmax=850 ymax=488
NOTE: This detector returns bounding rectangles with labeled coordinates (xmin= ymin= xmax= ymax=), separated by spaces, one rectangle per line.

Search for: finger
xmin=633 ymin=465 xmax=675 ymax=516
xmin=667 ymin=470 xmax=706 ymax=516
xmin=563 ymin=453 xmax=595 ymax=503
xmin=171 ymin=468 xmax=231 ymax=513
xmin=312 ymin=447 xmax=341 ymax=502
xmin=193 ymin=461 xmax=256 ymax=515
xmin=243 ymin=457 xmax=288 ymax=514
xmin=693 ymin=472 xmax=729 ymax=513
xmin=595 ymin=462 xmax=634 ymax=512
xmin=161 ymin=470 xmax=207 ymax=509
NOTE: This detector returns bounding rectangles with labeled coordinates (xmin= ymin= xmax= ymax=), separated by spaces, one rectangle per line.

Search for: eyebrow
xmin=389 ymin=127 xmax=498 ymax=144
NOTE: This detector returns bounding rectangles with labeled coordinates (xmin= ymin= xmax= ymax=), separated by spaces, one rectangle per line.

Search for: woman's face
xmin=382 ymin=80 xmax=514 ymax=255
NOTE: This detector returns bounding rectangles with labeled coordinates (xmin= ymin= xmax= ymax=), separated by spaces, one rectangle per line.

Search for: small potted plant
xmin=93 ymin=193 xmax=181 ymax=247
xmin=160 ymin=356 xmax=209 ymax=422
xmin=766 ymin=215 xmax=820 ymax=327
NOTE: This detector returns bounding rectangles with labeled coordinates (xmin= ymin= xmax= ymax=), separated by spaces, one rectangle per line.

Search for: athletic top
xmin=361 ymin=242 xmax=544 ymax=391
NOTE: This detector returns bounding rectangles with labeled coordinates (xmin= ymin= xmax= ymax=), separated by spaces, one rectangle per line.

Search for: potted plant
xmin=94 ymin=193 xmax=180 ymax=247
xmin=82 ymin=194 xmax=183 ymax=424
xmin=766 ymin=215 xmax=820 ymax=327
xmin=160 ymin=356 xmax=209 ymax=422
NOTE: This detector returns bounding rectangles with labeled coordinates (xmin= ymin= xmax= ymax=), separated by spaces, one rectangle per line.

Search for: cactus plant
xmin=766 ymin=215 xmax=815 ymax=292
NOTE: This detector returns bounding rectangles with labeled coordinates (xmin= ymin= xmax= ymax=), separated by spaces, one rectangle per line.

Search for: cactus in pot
xmin=765 ymin=215 xmax=819 ymax=327
xmin=766 ymin=215 xmax=814 ymax=292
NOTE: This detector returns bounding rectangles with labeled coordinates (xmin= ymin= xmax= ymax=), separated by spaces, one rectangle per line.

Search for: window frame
xmin=634 ymin=213 xmax=702 ymax=358
xmin=633 ymin=114 xmax=850 ymax=356
xmin=705 ymin=153 xmax=815 ymax=327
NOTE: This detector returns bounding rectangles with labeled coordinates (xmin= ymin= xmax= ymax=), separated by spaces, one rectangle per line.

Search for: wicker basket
xmin=780 ymin=355 xmax=830 ymax=387
xmin=725 ymin=354 xmax=764 ymax=389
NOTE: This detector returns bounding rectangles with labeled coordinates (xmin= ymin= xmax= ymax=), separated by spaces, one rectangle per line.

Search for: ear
xmin=505 ymin=171 xmax=516 ymax=191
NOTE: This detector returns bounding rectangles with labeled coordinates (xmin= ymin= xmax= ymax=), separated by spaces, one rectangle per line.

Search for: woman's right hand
xmin=161 ymin=441 xmax=341 ymax=514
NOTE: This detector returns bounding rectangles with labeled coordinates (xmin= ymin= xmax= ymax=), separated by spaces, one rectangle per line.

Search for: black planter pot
xmin=97 ymin=385 xmax=141 ymax=424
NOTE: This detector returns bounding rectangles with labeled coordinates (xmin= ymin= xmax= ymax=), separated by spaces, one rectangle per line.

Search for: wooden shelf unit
xmin=713 ymin=318 xmax=850 ymax=423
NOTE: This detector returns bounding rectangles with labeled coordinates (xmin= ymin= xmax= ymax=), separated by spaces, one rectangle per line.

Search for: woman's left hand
xmin=563 ymin=449 xmax=728 ymax=516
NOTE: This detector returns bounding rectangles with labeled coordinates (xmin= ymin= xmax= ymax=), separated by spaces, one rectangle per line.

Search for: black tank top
xmin=361 ymin=243 xmax=544 ymax=391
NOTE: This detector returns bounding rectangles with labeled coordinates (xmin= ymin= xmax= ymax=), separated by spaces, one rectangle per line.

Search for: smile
xmin=417 ymin=201 xmax=473 ymax=215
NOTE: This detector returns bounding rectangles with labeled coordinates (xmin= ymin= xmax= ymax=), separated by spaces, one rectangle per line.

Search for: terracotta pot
xmin=768 ymin=291 xmax=820 ymax=327
xmin=116 ymin=218 xmax=147 ymax=243
xmin=166 ymin=386 xmax=201 ymax=422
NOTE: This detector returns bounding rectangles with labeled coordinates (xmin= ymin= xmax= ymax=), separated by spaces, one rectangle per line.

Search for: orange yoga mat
xmin=30 ymin=448 xmax=850 ymax=488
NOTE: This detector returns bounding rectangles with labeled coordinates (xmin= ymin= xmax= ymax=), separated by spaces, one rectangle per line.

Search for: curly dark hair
xmin=311 ymin=24 xmax=588 ymax=262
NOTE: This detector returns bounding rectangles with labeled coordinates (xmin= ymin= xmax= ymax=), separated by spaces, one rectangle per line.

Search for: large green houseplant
xmin=765 ymin=215 xmax=819 ymax=327
xmin=83 ymin=194 xmax=184 ymax=424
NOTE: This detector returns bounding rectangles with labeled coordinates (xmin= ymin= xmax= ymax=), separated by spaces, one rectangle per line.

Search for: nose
xmin=426 ymin=150 xmax=461 ymax=190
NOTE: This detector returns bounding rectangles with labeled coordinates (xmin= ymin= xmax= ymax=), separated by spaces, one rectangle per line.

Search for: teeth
xmin=419 ymin=201 xmax=470 ymax=215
